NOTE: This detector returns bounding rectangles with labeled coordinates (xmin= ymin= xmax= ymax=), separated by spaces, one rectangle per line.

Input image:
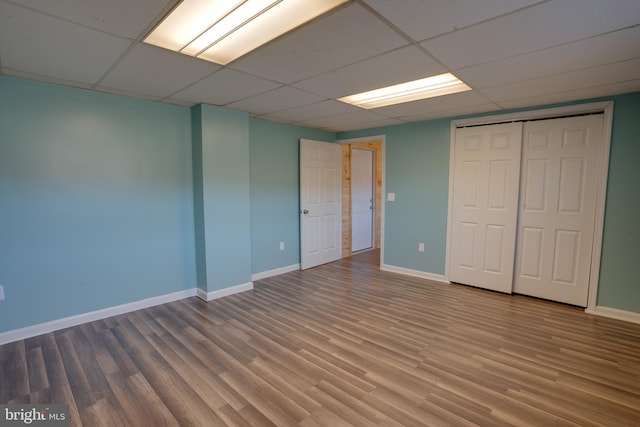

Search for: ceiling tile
xmin=498 ymin=79 xmax=640 ymax=110
xmin=226 ymin=87 xmax=325 ymax=116
xmin=293 ymin=46 xmax=445 ymax=99
xmin=296 ymin=110 xmax=401 ymax=131
xmin=261 ymin=100 xmax=362 ymax=122
xmin=482 ymin=58 xmax=640 ymax=102
xmin=0 ymin=67 xmax=94 ymax=91
xmin=168 ymin=69 xmax=281 ymax=106
xmin=92 ymin=85 xmax=164 ymax=102
xmin=363 ymin=0 xmax=542 ymax=41
xmin=374 ymin=91 xmax=492 ymax=118
xmin=98 ymin=44 xmax=218 ymax=99
xmin=0 ymin=3 xmax=132 ymax=85
xmin=10 ymin=0 xmax=172 ymax=39
xmin=230 ymin=3 xmax=408 ymax=84
xmin=1 ymin=0 xmax=639 ymax=131
xmin=399 ymin=104 xmax=500 ymax=123
xmin=422 ymin=0 xmax=640 ymax=69
xmin=458 ymin=26 xmax=640 ymax=89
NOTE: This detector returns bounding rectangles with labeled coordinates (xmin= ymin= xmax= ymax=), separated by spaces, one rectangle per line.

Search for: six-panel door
xmin=514 ymin=115 xmax=603 ymax=306
xmin=449 ymin=122 xmax=523 ymax=293
xmin=300 ymin=139 xmax=342 ymax=270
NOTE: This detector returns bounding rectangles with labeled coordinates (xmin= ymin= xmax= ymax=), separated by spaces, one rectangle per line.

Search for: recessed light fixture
xmin=338 ymin=73 xmax=472 ymax=109
xmin=144 ymin=0 xmax=349 ymax=65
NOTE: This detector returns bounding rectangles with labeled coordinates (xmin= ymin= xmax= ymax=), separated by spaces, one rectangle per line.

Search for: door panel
xmin=514 ymin=115 xmax=603 ymax=306
xmin=449 ymin=122 xmax=523 ymax=293
xmin=300 ymin=139 xmax=342 ymax=270
xmin=351 ymin=148 xmax=374 ymax=252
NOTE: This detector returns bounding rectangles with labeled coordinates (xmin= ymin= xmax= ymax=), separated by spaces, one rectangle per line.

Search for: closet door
xmin=514 ymin=115 xmax=603 ymax=306
xmin=449 ymin=122 xmax=523 ymax=293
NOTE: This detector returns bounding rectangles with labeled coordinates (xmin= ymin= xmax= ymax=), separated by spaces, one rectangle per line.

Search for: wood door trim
xmin=341 ymin=140 xmax=383 ymax=258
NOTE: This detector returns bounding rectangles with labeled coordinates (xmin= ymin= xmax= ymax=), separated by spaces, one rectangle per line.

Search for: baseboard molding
xmin=381 ymin=264 xmax=448 ymax=284
xmin=585 ymin=306 xmax=640 ymax=325
xmin=0 ymin=288 xmax=197 ymax=345
xmin=251 ymin=264 xmax=300 ymax=281
xmin=196 ymin=281 xmax=253 ymax=302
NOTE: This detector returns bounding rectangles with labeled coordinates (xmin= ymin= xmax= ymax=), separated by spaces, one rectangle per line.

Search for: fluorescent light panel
xmin=144 ymin=0 xmax=348 ymax=65
xmin=338 ymin=73 xmax=472 ymax=109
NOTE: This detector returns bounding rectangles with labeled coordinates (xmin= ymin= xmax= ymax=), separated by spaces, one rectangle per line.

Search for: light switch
xmin=387 ymin=192 xmax=395 ymax=202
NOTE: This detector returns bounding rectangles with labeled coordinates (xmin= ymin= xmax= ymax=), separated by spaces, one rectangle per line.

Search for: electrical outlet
xmin=418 ymin=243 xmax=425 ymax=252
xmin=387 ymin=192 xmax=395 ymax=202
xmin=0 ymin=285 xmax=4 ymax=301
xmin=279 ymin=241 xmax=285 ymax=251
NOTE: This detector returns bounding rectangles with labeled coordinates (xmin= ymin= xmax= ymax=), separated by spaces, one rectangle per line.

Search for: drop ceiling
xmin=1 ymin=0 xmax=639 ymax=132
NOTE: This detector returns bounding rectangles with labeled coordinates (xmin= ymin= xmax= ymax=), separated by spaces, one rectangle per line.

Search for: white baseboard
xmin=0 ymin=288 xmax=197 ymax=345
xmin=585 ymin=306 xmax=640 ymax=325
xmin=251 ymin=263 xmax=300 ymax=281
xmin=196 ymin=281 xmax=253 ymax=302
xmin=381 ymin=264 xmax=448 ymax=284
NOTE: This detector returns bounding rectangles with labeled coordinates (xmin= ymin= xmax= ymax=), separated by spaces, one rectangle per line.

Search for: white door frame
xmin=337 ymin=135 xmax=386 ymax=267
xmin=445 ymin=101 xmax=613 ymax=312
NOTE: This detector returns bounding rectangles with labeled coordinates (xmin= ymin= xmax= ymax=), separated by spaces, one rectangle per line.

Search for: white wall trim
xmin=586 ymin=102 xmax=614 ymax=311
xmin=252 ymin=264 xmax=299 ymax=281
xmin=196 ymin=282 xmax=253 ymax=302
xmin=446 ymin=101 xmax=614 ymax=307
xmin=444 ymin=120 xmax=457 ymax=283
xmin=586 ymin=306 xmax=640 ymax=325
xmin=0 ymin=288 xmax=197 ymax=345
xmin=381 ymin=264 xmax=448 ymax=284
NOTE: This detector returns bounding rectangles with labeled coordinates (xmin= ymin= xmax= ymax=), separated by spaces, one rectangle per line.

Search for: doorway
xmin=351 ymin=148 xmax=375 ymax=252
xmin=339 ymin=139 xmax=383 ymax=258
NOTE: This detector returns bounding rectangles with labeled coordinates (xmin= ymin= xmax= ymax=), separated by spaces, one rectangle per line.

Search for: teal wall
xmin=1 ymin=73 xmax=638 ymax=336
xmin=596 ymin=94 xmax=640 ymax=312
xmin=191 ymin=108 xmax=208 ymax=290
xmin=375 ymin=120 xmax=450 ymax=274
xmin=0 ymin=76 xmax=196 ymax=332
xmin=193 ymin=105 xmax=252 ymax=291
xmin=339 ymin=92 xmax=640 ymax=314
xmin=248 ymin=119 xmax=334 ymax=274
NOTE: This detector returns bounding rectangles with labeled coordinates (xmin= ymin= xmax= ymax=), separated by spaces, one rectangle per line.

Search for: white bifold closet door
xmin=449 ymin=115 xmax=603 ymax=307
xmin=449 ymin=122 xmax=523 ymax=293
xmin=514 ymin=115 xmax=603 ymax=306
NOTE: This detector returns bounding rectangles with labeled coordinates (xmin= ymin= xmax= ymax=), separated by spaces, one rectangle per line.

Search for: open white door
xmin=300 ymin=139 xmax=342 ymax=270
xmin=449 ymin=122 xmax=523 ymax=293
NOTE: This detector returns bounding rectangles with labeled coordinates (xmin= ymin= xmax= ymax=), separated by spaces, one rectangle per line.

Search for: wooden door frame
xmin=337 ymin=136 xmax=385 ymax=263
xmin=446 ymin=101 xmax=613 ymax=313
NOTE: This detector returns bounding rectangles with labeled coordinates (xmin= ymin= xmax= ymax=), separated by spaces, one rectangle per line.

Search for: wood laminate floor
xmin=1 ymin=250 xmax=640 ymax=426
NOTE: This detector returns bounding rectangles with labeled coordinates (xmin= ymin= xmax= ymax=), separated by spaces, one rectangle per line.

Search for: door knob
xmin=303 ymin=209 xmax=309 ymax=214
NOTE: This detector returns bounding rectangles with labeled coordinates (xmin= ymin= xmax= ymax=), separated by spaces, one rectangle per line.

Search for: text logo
xmin=0 ymin=405 xmax=69 ymax=427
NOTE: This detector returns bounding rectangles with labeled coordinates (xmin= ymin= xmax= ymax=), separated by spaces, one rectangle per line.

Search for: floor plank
xmin=1 ymin=250 xmax=640 ymax=426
